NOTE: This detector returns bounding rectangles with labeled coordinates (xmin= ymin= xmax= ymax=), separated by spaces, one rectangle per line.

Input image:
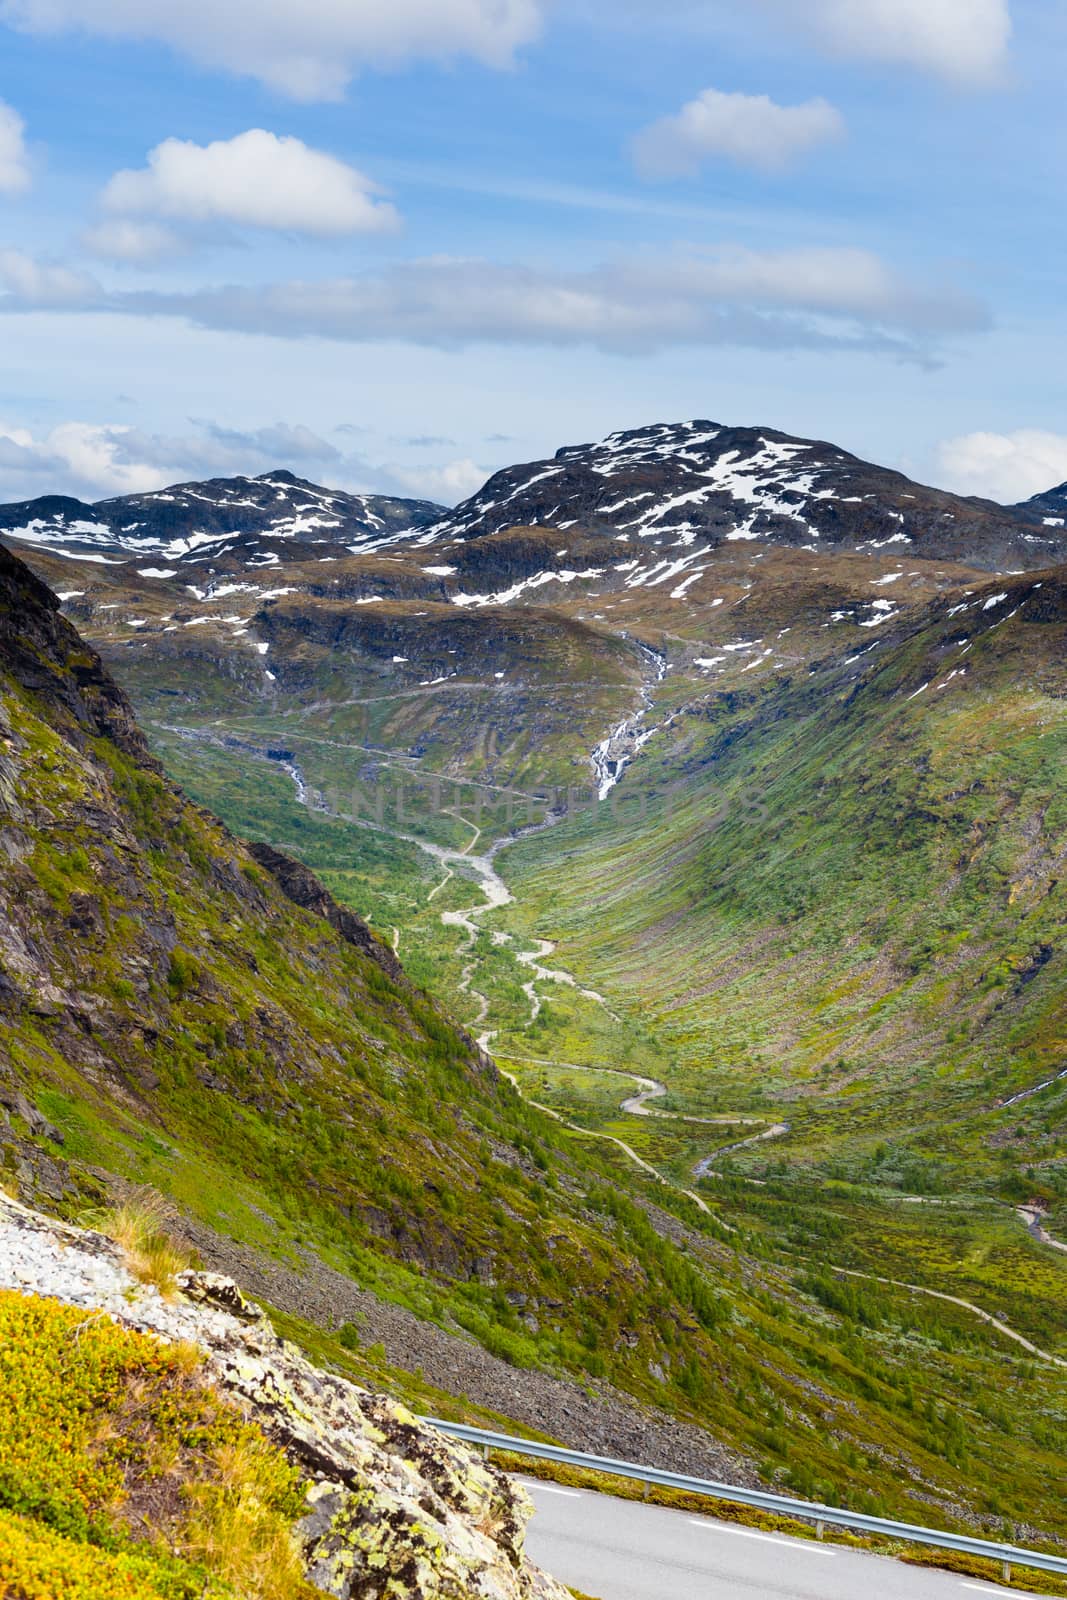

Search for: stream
xmin=159 ymin=707 xmax=790 ymax=1200
xmin=159 ymin=719 xmax=1067 ymax=1362
xmin=591 ymin=642 xmax=667 ymax=800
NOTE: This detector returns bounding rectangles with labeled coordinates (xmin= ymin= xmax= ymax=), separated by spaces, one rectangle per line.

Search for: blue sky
xmin=0 ymin=0 xmax=1065 ymax=506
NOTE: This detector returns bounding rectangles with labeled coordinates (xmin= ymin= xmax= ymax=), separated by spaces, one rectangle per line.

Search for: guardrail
xmin=421 ymin=1417 xmax=1067 ymax=1585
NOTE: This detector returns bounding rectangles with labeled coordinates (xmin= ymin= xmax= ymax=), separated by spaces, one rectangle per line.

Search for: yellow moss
xmin=0 ymin=1510 xmax=233 ymax=1600
xmin=0 ymin=1290 xmax=316 ymax=1600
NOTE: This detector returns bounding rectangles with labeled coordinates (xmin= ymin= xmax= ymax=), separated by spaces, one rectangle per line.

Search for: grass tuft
xmin=184 ymin=1438 xmax=309 ymax=1600
xmin=98 ymin=1189 xmax=194 ymax=1300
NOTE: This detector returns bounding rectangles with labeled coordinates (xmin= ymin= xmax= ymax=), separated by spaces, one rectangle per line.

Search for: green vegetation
xmin=105 ymin=585 xmax=1067 ymax=1538
xmin=7 ymin=546 xmax=1067 ymax=1551
xmin=0 ymin=1290 xmax=313 ymax=1600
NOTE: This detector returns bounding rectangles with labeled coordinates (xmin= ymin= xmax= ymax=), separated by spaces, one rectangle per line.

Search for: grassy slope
xmin=486 ymin=572 xmax=1067 ymax=1436
xmin=12 ymin=544 xmax=1067 ymax=1542
xmin=499 ymin=572 xmax=1067 ymax=1175
xmin=67 ymin=555 xmax=1067 ymax=1543
xmin=0 ymin=549 xmax=754 ymax=1421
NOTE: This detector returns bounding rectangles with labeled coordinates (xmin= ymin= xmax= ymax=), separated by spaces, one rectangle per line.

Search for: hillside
xmin=0 ymin=537 xmax=749 ymax=1462
xmin=5 ymin=421 xmax=1067 ymax=1545
xmin=5 ymin=543 xmax=1067 ymax=1542
xmin=498 ymin=566 xmax=1067 ymax=1166
xmin=0 ymin=1195 xmax=569 ymax=1600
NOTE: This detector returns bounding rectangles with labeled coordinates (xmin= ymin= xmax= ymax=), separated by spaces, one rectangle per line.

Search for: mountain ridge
xmin=0 ymin=469 xmax=444 ymax=572
xmin=4 ymin=420 xmax=1067 ymax=585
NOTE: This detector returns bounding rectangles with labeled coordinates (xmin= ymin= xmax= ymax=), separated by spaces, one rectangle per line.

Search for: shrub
xmin=167 ymin=950 xmax=200 ymax=998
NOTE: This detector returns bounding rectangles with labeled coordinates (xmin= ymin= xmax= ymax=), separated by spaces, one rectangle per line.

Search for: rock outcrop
xmin=247 ymin=841 xmax=406 ymax=985
xmin=0 ymin=1194 xmax=570 ymax=1600
xmin=0 ymin=538 xmax=152 ymax=760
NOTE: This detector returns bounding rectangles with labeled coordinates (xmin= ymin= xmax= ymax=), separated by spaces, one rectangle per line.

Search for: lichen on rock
xmin=0 ymin=1194 xmax=570 ymax=1600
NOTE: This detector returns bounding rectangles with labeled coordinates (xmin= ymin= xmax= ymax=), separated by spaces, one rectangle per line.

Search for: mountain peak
xmin=1015 ymin=479 xmax=1067 ymax=526
xmin=253 ymin=468 xmax=310 ymax=488
xmin=407 ymin=418 xmax=1066 ymax=573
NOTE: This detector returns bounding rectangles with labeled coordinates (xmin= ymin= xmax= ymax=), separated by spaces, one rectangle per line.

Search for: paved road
xmin=518 ymin=1479 xmax=1032 ymax=1600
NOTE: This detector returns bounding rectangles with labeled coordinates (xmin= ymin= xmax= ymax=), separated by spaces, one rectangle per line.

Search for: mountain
xmin=0 ymin=536 xmax=751 ymax=1470
xmin=11 ymin=415 xmax=1061 ymax=818
xmin=404 ymin=420 xmax=1067 ymax=572
xmin=1016 ymin=479 xmax=1067 ymax=527
xmin=4 ymin=422 xmax=1064 ymax=606
xmin=6 ymin=538 xmax=1067 ymax=1543
xmin=0 ymin=469 xmax=443 ymax=572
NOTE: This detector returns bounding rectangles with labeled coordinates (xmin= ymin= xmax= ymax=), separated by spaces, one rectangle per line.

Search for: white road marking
xmin=960 ymin=1585 xmax=1018 ymax=1595
xmin=688 ymin=1520 xmax=835 ymax=1555
xmin=522 ymin=1481 xmax=584 ymax=1499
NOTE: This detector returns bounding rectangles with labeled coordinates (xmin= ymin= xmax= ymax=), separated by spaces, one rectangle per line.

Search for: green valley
xmin=4 ymin=424 xmax=1067 ymax=1566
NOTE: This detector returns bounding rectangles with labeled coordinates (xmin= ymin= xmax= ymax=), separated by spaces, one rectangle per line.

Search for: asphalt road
xmin=518 ymin=1478 xmax=1033 ymax=1600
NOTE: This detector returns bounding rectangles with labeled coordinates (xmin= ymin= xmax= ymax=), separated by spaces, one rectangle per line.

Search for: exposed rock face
xmin=248 ymin=841 xmax=406 ymax=985
xmin=0 ymin=1195 xmax=570 ymax=1600
xmin=0 ymin=539 xmax=153 ymax=760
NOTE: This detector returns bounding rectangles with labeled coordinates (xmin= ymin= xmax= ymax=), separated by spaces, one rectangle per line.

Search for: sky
xmin=0 ymin=0 xmax=1065 ymax=507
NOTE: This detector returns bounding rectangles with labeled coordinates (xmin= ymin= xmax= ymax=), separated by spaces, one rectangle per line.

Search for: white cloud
xmin=633 ymin=89 xmax=844 ymax=178
xmin=101 ymin=131 xmax=400 ymax=235
xmin=0 ymin=101 xmax=31 ymax=195
xmin=80 ymin=219 xmax=187 ymax=264
xmin=0 ymin=0 xmax=543 ymax=99
xmin=0 ymin=248 xmax=99 ymax=305
xmin=0 ymin=421 xmax=167 ymax=498
xmin=780 ymin=0 xmax=1012 ymax=85
xmin=586 ymin=0 xmax=1011 ymax=84
xmin=0 ymin=412 xmax=486 ymax=506
xmin=0 ymin=416 xmax=349 ymax=501
xmin=196 ymin=419 xmax=342 ymax=464
xmin=389 ymin=457 xmax=488 ymax=503
xmin=936 ymin=430 xmax=1067 ymax=504
xmin=0 ymin=244 xmax=987 ymax=358
xmin=130 ymin=249 xmax=987 ymax=356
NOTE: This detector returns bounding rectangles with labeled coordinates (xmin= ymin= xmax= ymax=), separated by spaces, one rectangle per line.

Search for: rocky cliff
xmin=0 ymin=1193 xmax=569 ymax=1600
